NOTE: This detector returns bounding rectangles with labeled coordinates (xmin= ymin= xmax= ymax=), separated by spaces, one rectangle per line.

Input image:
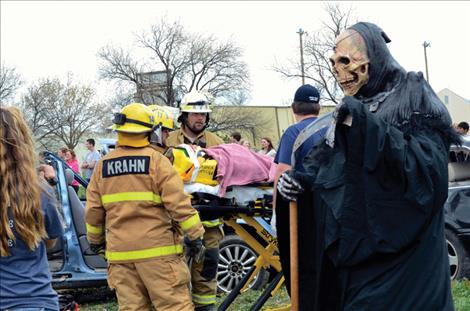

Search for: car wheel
xmin=445 ymin=229 xmax=470 ymax=280
xmin=217 ymin=235 xmax=269 ymax=293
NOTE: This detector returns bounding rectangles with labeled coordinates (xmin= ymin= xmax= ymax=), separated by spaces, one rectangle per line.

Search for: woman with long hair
xmin=258 ymin=137 xmax=276 ymax=158
xmin=0 ymin=106 xmax=63 ymax=311
xmin=65 ymin=149 xmax=80 ymax=193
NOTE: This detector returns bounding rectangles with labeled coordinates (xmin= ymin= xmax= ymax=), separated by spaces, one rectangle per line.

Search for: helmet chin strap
xmin=149 ymin=125 xmax=164 ymax=146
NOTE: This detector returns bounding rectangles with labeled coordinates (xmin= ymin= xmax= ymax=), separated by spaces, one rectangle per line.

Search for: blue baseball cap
xmin=293 ymin=84 xmax=320 ymax=103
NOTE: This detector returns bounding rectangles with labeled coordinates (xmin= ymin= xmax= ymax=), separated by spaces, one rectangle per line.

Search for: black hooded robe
xmin=275 ymin=22 xmax=458 ymax=311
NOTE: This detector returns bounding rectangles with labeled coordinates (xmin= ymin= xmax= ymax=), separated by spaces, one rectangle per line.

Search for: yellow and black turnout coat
xmin=85 ymin=145 xmax=204 ymax=263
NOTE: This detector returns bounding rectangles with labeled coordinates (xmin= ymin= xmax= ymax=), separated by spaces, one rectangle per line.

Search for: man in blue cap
xmin=273 ymin=84 xmax=326 ymax=184
xmin=272 ymin=84 xmax=327 ymax=275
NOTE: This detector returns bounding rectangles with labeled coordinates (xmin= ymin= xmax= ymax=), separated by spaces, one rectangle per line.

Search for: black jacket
xmin=275 ymin=22 xmax=457 ymax=311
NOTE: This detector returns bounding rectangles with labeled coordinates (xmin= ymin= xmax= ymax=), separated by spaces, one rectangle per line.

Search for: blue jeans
xmin=8 ymin=308 xmax=56 ymax=311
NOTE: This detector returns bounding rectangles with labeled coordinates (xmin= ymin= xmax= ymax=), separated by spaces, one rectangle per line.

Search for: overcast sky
xmin=2 ymin=1 xmax=469 ymax=106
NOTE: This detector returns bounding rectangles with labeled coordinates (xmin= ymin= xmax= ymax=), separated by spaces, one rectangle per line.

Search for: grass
xmin=78 ymin=280 xmax=469 ymax=311
xmin=453 ymin=279 xmax=470 ymax=311
xmin=78 ymin=185 xmax=86 ymax=200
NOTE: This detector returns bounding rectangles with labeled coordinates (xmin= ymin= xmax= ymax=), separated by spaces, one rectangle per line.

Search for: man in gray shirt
xmin=81 ymin=138 xmax=101 ymax=182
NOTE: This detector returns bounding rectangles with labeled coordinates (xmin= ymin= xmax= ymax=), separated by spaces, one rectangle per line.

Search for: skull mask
xmin=330 ymin=29 xmax=370 ymax=96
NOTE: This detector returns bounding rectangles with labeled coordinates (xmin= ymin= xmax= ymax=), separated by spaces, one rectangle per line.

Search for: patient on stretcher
xmin=166 ymin=143 xmax=276 ymax=203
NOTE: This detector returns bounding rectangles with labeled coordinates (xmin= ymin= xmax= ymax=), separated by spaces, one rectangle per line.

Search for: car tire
xmin=445 ymin=229 xmax=470 ymax=280
xmin=217 ymin=234 xmax=270 ymax=293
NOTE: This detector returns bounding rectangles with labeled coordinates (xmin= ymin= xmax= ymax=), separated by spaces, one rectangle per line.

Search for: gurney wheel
xmin=217 ymin=234 xmax=269 ymax=293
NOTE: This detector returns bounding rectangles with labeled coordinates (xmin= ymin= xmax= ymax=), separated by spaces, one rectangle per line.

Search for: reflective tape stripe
xmin=86 ymin=223 xmax=103 ymax=234
xmin=101 ymin=192 xmax=161 ymax=205
xmin=106 ymin=244 xmax=183 ymax=261
xmin=202 ymin=219 xmax=221 ymax=227
xmin=180 ymin=214 xmax=201 ymax=231
xmin=192 ymin=293 xmax=216 ymax=305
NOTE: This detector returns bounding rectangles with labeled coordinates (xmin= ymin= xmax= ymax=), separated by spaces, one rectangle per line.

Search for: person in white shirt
xmin=81 ymin=138 xmax=101 ymax=182
xmin=258 ymin=137 xmax=276 ymax=158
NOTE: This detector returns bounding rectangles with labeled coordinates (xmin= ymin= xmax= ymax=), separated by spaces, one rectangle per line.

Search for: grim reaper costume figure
xmin=276 ymin=22 xmax=460 ymax=310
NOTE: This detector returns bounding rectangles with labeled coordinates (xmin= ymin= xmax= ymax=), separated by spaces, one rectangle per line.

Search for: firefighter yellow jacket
xmin=149 ymin=144 xmax=167 ymax=155
xmin=166 ymin=128 xmax=224 ymax=228
xmin=166 ymin=128 xmax=224 ymax=149
xmin=85 ymin=145 xmax=204 ymax=263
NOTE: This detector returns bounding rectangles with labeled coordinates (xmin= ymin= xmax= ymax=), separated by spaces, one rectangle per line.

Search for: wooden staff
xmin=289 ymin=200 xmax=299 ymax=311
xmin=287 ymin=112 xmax=337 ymax=311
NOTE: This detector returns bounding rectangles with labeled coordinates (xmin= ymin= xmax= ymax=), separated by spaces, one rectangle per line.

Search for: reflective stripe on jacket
xmin=202 ymin=219 xmax=222 ymax=227
xmin=85 ymin=145 xmax=204 ymax=263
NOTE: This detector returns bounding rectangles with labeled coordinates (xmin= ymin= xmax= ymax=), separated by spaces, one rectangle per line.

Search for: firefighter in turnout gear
xmin=85 ymin=102 xmax=205 ymax=311
xmin=148 ymin=104 xmax=174 ymax=154
xmin=166 ymin=91 xmax=224 ymax=311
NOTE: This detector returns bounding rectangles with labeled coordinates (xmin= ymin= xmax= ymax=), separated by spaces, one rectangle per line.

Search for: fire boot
xmin=195 ymin=304 xmax=216 ymax=311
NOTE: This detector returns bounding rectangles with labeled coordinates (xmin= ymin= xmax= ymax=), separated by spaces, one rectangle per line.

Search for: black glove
xmin=90 ymin=243 xmax=106 ymax=259
xmin=277 ymin=170 xmax=304 ymax=201
xmin=184 ymin=236 xmax=205 ymax=263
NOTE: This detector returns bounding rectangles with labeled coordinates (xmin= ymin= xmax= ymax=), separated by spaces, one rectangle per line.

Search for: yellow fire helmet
xmin=112 ymin=103 xmax=155 ymax=134
xmin=180 ymin=91 xmax=212 ymax=113
xmin=148 ymin=105 xmax=174 ymax=130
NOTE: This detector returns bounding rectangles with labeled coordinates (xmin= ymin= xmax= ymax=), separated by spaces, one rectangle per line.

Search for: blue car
xmin=44 ymin=151 xmax=107 ymax=289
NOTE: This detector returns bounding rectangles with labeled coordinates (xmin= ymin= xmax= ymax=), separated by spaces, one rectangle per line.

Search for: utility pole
xmin=423 ymin=41 xmax=430 ymax=83
xmin=297 ymin=28 xmax=306 ymax=85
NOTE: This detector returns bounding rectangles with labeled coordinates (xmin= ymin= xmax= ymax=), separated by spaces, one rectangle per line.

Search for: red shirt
xmin=66 ymin=159 xmax=80 ymax=187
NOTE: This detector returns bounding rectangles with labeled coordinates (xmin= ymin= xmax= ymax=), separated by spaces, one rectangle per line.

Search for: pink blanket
xmin=204 ymin=143 xmax=277 ymax=196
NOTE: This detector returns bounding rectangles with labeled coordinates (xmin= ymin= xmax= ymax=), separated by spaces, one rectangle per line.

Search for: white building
xmin=437 ymin=88 xmax=470 ymax=124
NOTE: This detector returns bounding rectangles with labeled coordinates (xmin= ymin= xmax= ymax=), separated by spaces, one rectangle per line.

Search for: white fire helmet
xmin=180 ymin=91 xmax=212 ymax=113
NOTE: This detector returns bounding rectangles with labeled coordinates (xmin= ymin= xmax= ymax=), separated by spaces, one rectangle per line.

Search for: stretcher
xmin=190 ymin=184 xmax=290 ymax=311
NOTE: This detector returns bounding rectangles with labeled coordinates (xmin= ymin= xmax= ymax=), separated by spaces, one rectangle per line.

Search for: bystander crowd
xmin=229 ymin=132 xmax=242 ymax=144
xmin=57 ymin=147 xmax=67 ymax=160
xmin=81 ymin=138 xmax=101 ymax=182
xmin=65 ymin=149 xmax=80 ymax=193
xmin=258 ymin=137 xmax=277 ymax=158
xmin=456 ymin=121 xmax=470 ymax=140
xmin=240 ymin=139 xmax=252 ymax=150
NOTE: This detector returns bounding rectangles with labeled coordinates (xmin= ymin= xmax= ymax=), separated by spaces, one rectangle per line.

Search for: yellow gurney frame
xmin=192 ymin=193 xmax=290 ymax=311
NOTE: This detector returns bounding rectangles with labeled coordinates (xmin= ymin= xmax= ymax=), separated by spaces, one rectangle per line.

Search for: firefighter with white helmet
xmin=167 ymin=90 xmax=224 ymax=148
xmin=166 ymin=91 xmax=224 ymax=311
xmin=85 ymin=102 xmax=205 ymax=311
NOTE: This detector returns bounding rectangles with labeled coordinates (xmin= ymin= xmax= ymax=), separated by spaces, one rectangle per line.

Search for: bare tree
xmin=272 ymin=3 xmax=355 ymax=104
xmin=17 ymin=75 xmax=108 ymax=149
xmin=225 ymin=89 xmax=251 ymax=106
xmin=106 ymin=84 xmax=136 ymax=109
xmin=98 ymin=17 xmax=250 ymax=107
xmin=137 ymin=19 xmax=190 ymax=106
xmin=54 ymin=77 xmax=106 ymax=149
xmin=179 ymin=34 xmax=250 ymax=102
xmin=97 ymin=45 xmax=160 ymax=105
xmin=209 ymin=107 xmax=270 ymax=142
xmin=0 ymin=63 xmax=23 ymax=103
xmin=17 ymin=78 xmax=63 ymax=146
